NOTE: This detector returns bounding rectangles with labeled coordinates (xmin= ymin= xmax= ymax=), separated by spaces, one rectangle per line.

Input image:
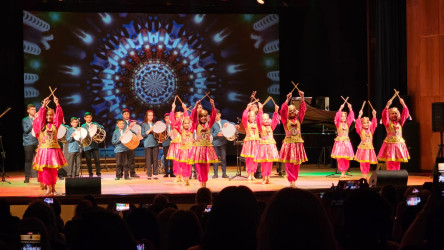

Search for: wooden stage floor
xmin=0 ymin=165 xmax=432 ymax=205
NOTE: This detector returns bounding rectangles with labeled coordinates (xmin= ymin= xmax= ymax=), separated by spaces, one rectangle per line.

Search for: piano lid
xmin=291 ymin=97 xmax=336 ymax=126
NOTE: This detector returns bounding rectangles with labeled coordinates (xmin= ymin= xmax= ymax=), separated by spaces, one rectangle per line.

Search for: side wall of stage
xmin=406 ymin=0 xmax=444 ymax=171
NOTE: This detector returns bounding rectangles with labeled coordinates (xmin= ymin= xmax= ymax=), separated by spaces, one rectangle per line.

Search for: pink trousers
xmin=360 ymin=162 xmax=370 ymax=174
xmin=195 ymin=163 xmax=209 ymax=182
xmin=178 ymin=162 xmax=191 ymax=178
xmin=286 ymin=163 xmax=300 ymax=182
xmin=173 ymin=160 xmax=180 ymax=175
xmin=261 ymin=162 xmax=273 ymax=177
xmin=246 ymin=157 xmax=258 ymax=174
xmin=337 ymin=158 xmax=350 ymax=171
xmin=386 ymin=161 xmax=401 ymax=170
xmin=42 ymin=168 xmax=58 ymax=185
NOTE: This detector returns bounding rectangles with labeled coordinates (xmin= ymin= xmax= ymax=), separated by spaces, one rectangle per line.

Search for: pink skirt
xmin=166 ymin=142 xmax=180 ymax=160
xmin=355 ymin=148 xmax=378 ymax=164
xmin=33 ymin=148 xmax=67 ymax=172
xmin=255 ymin=143 xmax=279 ymax=162
xmin=188 ymin=146 xmax=220 ymax=164
xmin=377 ymin=142 xmax=410 ymax=162
xmin=176 ymin=148 xmax=192 ymax=163
xmin=279 ymin=142 xmax=308 ymax=164
xmin=240 ymin=140 xmax=259 ymax=159
xmin=331 ymin=141 xmax=354 ymax=160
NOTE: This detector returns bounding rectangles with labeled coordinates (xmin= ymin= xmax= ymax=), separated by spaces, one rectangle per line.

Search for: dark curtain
xmin=373 ymin=0 xmax=407 ymax=148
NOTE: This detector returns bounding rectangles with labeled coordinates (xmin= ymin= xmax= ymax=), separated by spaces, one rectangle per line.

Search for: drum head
xmin=88 ymin=125 xmax=98 ymax=136
xmin=153 ymin=121 xmax=167 ymax=133
xmin=222 ymin=123 xmax=236 ymax=137
xmin=73 ymin=127 xmax=88 ymax=141
xmin=132 ymin=124 xmax=142 ymax=135
xmin=57 ymin=125 xmax=67 ymax=139
xmin=121 ymin=131 xmax=133 ymax=144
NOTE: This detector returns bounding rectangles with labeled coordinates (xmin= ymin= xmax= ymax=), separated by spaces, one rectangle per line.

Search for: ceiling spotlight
xmin=257 ymin=0 xmax=265 ymax=4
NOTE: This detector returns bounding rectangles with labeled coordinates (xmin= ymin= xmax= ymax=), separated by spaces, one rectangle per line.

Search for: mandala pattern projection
xmin=23 ymin=13 xmax=279 ymax=146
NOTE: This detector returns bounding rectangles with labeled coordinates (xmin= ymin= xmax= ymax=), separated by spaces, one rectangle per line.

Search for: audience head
xmin=125 ymin=207 xmax=159 ymax=249
xmin=202 ymin=186 xmax=258 ymax=250
xmin=258 ymin=188 xmax=338 ymax=250
xmin=196 ymin=187 xmax=212 ymax=204
xmin=167 ymin=210 xmax=202 ymax=250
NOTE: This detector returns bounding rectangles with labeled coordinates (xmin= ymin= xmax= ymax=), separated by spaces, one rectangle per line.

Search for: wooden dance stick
xmin=48 ymin=86 xmax=57 ymax=98
xmin=173 ymin=95 xmax=177 ymax=103
xmin=341 ymin=96 xmax=349 ymax=105
xmin=262 ymin=96 xmax=272 ymax=106
xmin=176 ymin=96 xmax=185 ymax=105
xmin=198 ymin=92 xmax=211 ymax=103
xmin=290 ymin=81 xmax=300 ymax=94
xmin=394 ymin=89 xmax=412 ymax=120
xmin=250 ymin=91 xmax=258 ymax=101
xmin=270 ymin=97 xmax=277 ymax=106
xmin=367 ymin=100 xmax=375 ymax=110
xmin=360 ymin=101 xmax=366 ymax=112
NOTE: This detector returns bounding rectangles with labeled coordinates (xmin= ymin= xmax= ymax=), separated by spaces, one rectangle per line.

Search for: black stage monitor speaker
xmin=432 ymin=102 xmax=444 ymax=132
xmin=65 ymin=177 xmax=101 ymax=195
xmin=369 ymin=170 xmax=408 ymax=187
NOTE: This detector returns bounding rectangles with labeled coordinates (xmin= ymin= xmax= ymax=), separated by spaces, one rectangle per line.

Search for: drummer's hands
xmin=234 ymin=124 xmax=240 ymax=130
xmin=53 ymin=95 xmax=59 ymax=106
xmin=71 ymin=132 xmax=76 ymax=138
xmin=129 ymin=122 xmax=136 ymax=129
xmin=119 ymin=135 xmax=123 ymax=141
xmin=217 ymin=132 xmax=223 ymax=136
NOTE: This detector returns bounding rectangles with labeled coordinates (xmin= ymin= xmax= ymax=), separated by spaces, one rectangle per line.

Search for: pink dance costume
xmin=377 ymin=106 xmax=410 ymax=170
xmin=255 ymin=110 xmax=280 ymax=178
xmin=167 ymin=110 xmax=189 ymax=176
xmin=279 ymin=101 xmax=308 ymax=182
xmin=175 ymin=128 xmax=193 ymax=178
xmin=331 ymin=108 xmax=355 ymax=172
xmin=32 ymin=105 xmax=67 ymax=185
xmin=354 ymin=117 xmax=378 ymax=174
xmin=240 ymin=108 xmax=260 ymax=174
xmin=188 ymin=107 xmax=219 ymax=183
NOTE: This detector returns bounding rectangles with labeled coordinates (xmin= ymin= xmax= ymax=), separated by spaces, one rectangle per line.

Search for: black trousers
xmin=128 ymin=149 xmax=136 ymax=176
xmin=24 ymin=145 xmax=38 ymax=179
xmin=145 ymin=147 xmax=159 ymax=177
xmin=84 ymin=149 xmax=101 ymax=176
xmin=116 ymin=151 xmax=129 ymax=178
xmin=163 ymin=145 xmax=173 ymax=175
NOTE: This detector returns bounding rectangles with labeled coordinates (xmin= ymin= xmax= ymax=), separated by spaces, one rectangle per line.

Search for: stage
xmin=0 ymin=165 xmax=431 ymax=205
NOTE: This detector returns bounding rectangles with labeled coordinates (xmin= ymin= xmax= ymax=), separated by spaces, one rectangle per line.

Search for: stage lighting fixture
xmin=257 ymin=0 xmax=265 ymax=4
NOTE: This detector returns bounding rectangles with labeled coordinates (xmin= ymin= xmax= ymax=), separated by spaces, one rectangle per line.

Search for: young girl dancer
xmin=354 ymin=104 xmax=378 ymax=179
xmin=377 ymin=95 xmax=410 ymax=170
xmin=166 ymin=103 xmax=188 ymax=179
xmin=256 ymin=102 xmax=280 ymax=184
xmin=331 ymin=100 xmax=355 ymax=178
xmin=279 ymin=91 xmax=308 ymax=187
xmin=189 ymin=98 xmax=219 ymax=187
xmin=32 ymin=96 xmax=67 ymax=196
xmin=241 ymin=102 xmax=260 ymax=180
xmin=170 ymin=102 xmax=193 ymax=185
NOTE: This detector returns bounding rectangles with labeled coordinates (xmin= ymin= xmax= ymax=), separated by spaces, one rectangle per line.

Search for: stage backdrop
xmin=23 ymin=12 xmax=279 ymax=146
